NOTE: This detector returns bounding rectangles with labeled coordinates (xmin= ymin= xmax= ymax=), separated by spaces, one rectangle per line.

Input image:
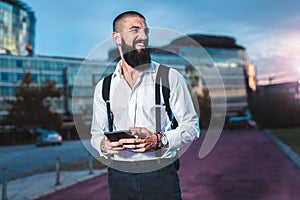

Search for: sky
xmin=24 ymin=0 xmax=300 ymax=84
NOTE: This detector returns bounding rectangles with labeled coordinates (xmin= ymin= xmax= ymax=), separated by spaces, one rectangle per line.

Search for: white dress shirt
xmin=91 ymin=60 xmax=200 ymax=161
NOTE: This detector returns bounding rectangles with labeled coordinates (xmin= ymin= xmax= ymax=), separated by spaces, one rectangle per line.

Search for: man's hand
xmin=120 ymin=127 xmax=158 ymax=152
xmin=101 ymin=136 xmax=125 ymax=154
xmin=129 ymin=127 xmax=152 ymax=139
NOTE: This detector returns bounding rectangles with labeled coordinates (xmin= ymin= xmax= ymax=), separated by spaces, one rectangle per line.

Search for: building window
xmin=17 ymin=73 xmax=23 ymax=81
xmin=1 ymin=72 xmax=8 ymax=81
xmin=31 ymin=74 xmax=37 ymax=82
xmin=16 ymin=59 xmax=22 ymax=67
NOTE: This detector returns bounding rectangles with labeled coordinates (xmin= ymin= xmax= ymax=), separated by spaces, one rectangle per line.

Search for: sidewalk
xmin=4 ymin=129 xmax=300 ymax=200
xmin=1 ymin=169 xmax=106 ymax=200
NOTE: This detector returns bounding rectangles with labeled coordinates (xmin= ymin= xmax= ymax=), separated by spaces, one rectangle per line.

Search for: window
xmin=1 ymin=86 xmax=13 ymax=97
xmin=17 ymin=73 xmax=23 ymax=81
xmin=16 ymin=59 xmax=22 ymax=67
xmin=31 ymin=74 xmax=37 ymax=82
xmin=1 ymin=72 xmax=8 ymax=81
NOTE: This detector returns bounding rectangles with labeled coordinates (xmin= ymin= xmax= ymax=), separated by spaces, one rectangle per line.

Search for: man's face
xmin=118 ymin=16 xmax=151 ymax=68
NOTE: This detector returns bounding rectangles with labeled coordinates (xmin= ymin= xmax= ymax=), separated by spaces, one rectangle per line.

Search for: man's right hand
xmin=101 ymin=136 xmax=125 ymax=154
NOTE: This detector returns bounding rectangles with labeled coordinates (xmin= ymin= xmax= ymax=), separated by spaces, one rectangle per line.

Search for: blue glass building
xmin=153 ymin=34 xmax=257 ymax=117
xmin=0 ymin=54 xmax=111 ymax=120
xmin=0 ymin=0 xmax=35 ymax=56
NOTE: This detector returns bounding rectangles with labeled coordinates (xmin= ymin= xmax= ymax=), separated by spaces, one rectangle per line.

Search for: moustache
xmin=133 ymin=39 xmax=148 ymax=47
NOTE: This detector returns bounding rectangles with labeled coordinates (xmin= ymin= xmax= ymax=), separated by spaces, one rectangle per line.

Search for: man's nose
xmin=138 ymin=29 xmax=148 ymax=40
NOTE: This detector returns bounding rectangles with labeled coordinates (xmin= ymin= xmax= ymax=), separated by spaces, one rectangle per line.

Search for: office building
xmin=0 ymin=0 xmax=35 ymax=56
xmin=155 ymin=34 xmax=256 ymax=117
xmin=0 ymin=54 xmax=112 ymax=120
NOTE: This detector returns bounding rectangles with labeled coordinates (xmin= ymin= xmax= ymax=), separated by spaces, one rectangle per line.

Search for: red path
xmin=39 ymin=130 xmax=300 ymax=200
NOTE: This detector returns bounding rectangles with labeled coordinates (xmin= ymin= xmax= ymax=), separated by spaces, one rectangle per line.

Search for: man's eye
xmin=130 ymin=28 xmax=139 ymax=33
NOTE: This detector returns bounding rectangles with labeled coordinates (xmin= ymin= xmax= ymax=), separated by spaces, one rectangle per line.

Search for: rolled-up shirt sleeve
xmin=164 ymin=68 xmax=200 ymax=152
xmin=90 ymin=80 xmax=109 ymax=157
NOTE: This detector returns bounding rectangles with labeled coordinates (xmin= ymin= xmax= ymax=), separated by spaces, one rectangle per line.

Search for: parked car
xmin=36 ymin=128 xmax=62 ymax=146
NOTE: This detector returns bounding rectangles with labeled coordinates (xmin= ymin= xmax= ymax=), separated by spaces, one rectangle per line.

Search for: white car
xmin=36 ymin=128 xmax=62 ymax=146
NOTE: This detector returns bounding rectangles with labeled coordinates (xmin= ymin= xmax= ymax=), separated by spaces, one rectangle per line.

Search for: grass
xmin=271 ymin=127 xmax=300 ymax=156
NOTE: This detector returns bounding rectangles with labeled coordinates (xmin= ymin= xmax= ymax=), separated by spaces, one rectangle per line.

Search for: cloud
xmin=247 ymin=29 xmax=300 ymax=78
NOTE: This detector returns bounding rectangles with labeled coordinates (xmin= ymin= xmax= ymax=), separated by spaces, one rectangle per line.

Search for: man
xmin=91 ymin=11 xmax=200 ymax=200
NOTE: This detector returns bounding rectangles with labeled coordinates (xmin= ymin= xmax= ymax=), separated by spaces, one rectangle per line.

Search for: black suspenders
xmin=102 ymin=74 xmax=113 ymax=132
xmin=102 ymin=65 xmax=178 ymax=131
xmin=101 ymin=65 xmax=180 ymax=169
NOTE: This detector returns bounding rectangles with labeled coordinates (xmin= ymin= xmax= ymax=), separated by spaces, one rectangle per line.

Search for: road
xmin=0 ymin=140 xmax=96 ymax=181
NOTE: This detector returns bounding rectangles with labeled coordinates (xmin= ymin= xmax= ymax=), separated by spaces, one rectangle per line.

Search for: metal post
xmin=88 ymin=152 xmax=94 ymax=175
xmin=2 ymin=167 xmax=8 ymax=200
xmin=55 ymin=157 xmax=61 ymax=186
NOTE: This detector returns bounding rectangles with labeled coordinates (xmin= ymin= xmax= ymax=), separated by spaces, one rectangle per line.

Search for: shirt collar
xmin=112 ymin=60 xmax=158 ymax=78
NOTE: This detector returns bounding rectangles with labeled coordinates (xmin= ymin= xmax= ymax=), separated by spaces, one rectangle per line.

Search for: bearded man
xmin=91 ymin=11 xmax=200 ymax=200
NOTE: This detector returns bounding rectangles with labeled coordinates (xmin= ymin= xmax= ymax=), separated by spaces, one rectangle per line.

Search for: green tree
xmin=5 ymin=72 xmax=63 ymax=131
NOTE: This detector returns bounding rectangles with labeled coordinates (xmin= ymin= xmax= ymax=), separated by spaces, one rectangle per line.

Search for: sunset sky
xmin=25 ymin=0 xmax=300 ymax=84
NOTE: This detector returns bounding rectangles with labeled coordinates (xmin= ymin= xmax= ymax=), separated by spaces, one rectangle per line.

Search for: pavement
xmin=0 ymin=169 xmax=107 ymax=200
xmin=2 ymin=129 xmax=300 ymax=200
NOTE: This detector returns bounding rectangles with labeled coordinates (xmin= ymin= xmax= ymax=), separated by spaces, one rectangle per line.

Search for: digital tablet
xmin=104 ymin=130 xmax=136 ymax=142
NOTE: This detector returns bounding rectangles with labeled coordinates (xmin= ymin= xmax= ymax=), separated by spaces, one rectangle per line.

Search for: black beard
xmin=121 ymin=39 xmax=151 ymax=69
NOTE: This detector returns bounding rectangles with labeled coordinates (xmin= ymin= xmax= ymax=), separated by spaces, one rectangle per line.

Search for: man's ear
xmin=112 ymin=32 xmax=121 ymax=46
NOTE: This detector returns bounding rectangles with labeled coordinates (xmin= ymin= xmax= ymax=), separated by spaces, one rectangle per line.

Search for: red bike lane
xmin=39 ymin=130 xmax=300 ymax=200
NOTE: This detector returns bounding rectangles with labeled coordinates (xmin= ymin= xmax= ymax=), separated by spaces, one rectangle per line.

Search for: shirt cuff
xmin=91 ymin=136 xmax=109 ymax=159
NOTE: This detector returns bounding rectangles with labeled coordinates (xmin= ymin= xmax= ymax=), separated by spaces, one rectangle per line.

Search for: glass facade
xmin=0 ymin=0 xmax=35 ymax=56
xmin=0 ymin=55 xmax=82 ymax=119
xmin=0 ymin=54 xmax=113 ymax=120
xmin=67 ymin=60 xmax=114 ymax=115
xmin=0 ymin=34 xmax=256 ymax=121
xmin=151 ymin=35 xmax=256 ymax=117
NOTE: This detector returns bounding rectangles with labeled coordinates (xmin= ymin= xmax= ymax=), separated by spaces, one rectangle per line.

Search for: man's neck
xmin=121 ymin=60 xmax=140 ymax=89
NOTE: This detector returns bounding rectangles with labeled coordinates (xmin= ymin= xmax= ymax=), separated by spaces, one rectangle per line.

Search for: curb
xmin=2 ymin=169 xmax=108 ymax=200
xmin=264 ymin=129 xmax=300 ymax=169
xmin=33 ymin=169 xmax=108 ymax=200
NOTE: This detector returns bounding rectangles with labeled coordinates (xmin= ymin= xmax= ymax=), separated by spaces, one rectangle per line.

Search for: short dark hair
xmin=113 ymin=11 xmax=146 ymax=32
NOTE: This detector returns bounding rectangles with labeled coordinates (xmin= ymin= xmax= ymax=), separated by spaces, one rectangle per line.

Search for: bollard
xmin=2 ymin=167 xmax=8 ymax=200
xmin=55 ymin=157 xmax=61 ymax=186
xmin=88 ymin=152 xmax=94 ymax=175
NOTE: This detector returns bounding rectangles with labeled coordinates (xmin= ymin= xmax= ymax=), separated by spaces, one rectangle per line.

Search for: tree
xmin=4 ymin=72 xmax=63 ymax=131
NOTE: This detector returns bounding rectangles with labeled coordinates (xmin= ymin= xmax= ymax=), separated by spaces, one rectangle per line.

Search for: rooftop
xmin=1 ymin=0 xmax=35 ymax=14
xmin=169 ymin=34 xmax=245 ymax=49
